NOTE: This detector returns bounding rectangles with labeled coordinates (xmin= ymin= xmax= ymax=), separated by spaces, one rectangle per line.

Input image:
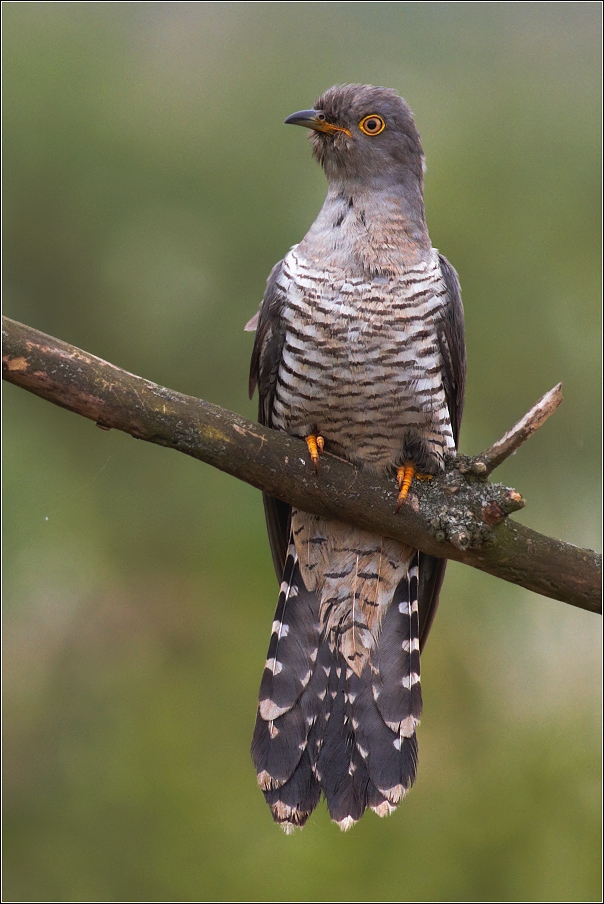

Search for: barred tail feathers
xmin=370 ymin=552 xmax=422 ymax=740
xmin=252 ymin=543 xmax=422 ymax=832
xmin=318 ymin=553 xmax=421 ymax=827
xmin=252 ymin=541 xmax=321 ymax=798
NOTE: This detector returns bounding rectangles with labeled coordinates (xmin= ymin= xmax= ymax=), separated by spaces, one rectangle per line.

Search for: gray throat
xmin=300 ymin=183 xmax=431 ymax=277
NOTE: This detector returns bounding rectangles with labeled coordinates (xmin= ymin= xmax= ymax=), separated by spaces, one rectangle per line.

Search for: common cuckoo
xmin=246 ymin=84 xmax=466 ymax=832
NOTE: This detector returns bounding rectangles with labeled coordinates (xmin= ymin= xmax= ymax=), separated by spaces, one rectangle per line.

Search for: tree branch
xmin=476 ymin=383 xmax=564 ymax=475
xmin=3 ymin=315 xmax=601 ymax=615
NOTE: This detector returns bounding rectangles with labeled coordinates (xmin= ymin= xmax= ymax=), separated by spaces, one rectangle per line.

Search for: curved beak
xmin=284 ymin=109 xmax=352 ymax=137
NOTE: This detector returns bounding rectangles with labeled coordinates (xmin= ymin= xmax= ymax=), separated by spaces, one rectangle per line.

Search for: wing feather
xmin=418 ymin=254 xmax=466 ymax=647
xmin=248 ymin=260 xmax=292 ymax=581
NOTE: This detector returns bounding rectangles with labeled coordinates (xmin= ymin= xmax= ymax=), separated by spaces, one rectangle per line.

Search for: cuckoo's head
xmin=285 ymin=84 xmax=425 ymax=190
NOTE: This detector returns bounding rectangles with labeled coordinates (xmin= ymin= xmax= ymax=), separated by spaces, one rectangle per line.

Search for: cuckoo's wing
xmin=248 ymin=260 xmax=291 ymax=581
xmin=436 ymin=253 xmax=466 ymax=448
xmin=418 ymin=254 xmax=467 ymax=647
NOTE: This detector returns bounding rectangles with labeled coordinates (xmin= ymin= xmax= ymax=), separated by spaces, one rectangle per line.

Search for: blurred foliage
xmin=3 ymin=3 xmax=601 ymax=901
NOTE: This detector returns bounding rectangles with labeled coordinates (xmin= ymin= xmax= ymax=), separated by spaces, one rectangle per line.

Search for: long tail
xmin=251 ymin=541 xmax=422 ymax=832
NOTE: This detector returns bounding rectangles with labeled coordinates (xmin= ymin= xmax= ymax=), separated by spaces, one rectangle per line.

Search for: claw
xmin=306 ymin=435 xmax=324 ymax=473
xmin=396 ymin=463 xmax=434 ymax=511
xmin=396 ymin=463 xmax=415 ymax=511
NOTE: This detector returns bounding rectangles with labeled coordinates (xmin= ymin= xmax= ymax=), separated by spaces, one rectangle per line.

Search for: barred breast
xmin=270 ymin=245 xmax=455 ymax=472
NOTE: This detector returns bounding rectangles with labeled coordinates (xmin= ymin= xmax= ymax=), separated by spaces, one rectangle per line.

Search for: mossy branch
xmin=3 ymin=315 xmax=601 ymax=615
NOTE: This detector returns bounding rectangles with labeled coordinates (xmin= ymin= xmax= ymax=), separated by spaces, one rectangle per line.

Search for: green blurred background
xmin=3 ymin=3 xmax=601 ymax=901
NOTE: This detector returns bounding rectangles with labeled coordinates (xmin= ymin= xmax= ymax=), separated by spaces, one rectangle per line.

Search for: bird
xmin=246 ymin=84 xmax=466 ymax=833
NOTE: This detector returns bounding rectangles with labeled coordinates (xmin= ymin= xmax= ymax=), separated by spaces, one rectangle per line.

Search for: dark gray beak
xmin=284 ymin=109 xmax=324 ymax=129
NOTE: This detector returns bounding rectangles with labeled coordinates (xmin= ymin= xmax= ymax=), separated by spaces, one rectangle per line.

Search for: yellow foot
xmin=396 ymin=463 xmax=433 ymax=511
xmin=305 ymin=434 xmax=324 ymax=473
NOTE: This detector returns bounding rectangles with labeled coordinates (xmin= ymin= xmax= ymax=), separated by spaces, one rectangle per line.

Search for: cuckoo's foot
xmin=305 ymin=434 xmax=324 ymax=473
xmin=396 ymin=463 xmax=433 ymax=511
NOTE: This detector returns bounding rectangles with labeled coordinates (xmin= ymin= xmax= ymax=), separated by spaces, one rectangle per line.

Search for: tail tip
xmin=270 ymin=800 xmax=312 ymax=834
xmin=370 ymin=799 xmax=397 ymax=818
xmin=334 ymin=815 xmax=358 ymax=832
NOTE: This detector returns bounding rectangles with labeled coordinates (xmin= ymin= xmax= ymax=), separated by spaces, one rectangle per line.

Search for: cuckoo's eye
xmin=359 ymin=114 xmax=386 ymax=136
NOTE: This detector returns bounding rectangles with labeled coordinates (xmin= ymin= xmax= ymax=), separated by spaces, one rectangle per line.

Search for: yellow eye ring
xmin=359 ymin=114 xmax=386 ymax=136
